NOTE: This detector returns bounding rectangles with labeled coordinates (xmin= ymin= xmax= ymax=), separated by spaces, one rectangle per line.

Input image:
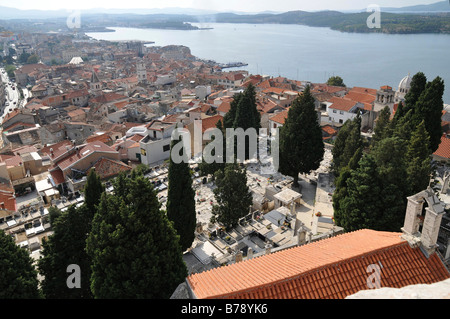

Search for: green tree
xmin=326 ymin=76 xmax=346 ymax=87
xmin=231 ymin=84 xmax=261 ymax=160
xmin=390 ymin=101 xmax=404 ymax=132
xmin=279 ymin=86 xmax=324 ymax=187
xmin=411 ymin=76 xmax=445 ymax=153
xmin=334 ymin=154 xmax=382 ymax=232
xmin=5 ymin=64 xmax=15 ymax=78
xmin=83 ymin=169 xmax=105 ymax=219
xmin=404 ymin=72 xmax=427 ymax=113
xmin=199 ymin=119 xmax=226 ymax=176
xmin=223 ymin=93 xmax=242 ymax=129
xmin=371 ymin=137 xmax=409 ymax=231
xmin=38 ymin=205 xmax=93 ymax=299
xmin=26 ymin=54 xmax=40 ymax=64
xmin=0 ymin=230 xmax=41 ymax=299
xmin=86 ymin=173 xmax=187 ymax=299
xmin=167 ymin=139 xmax=197 ymax=252
xmin=331 ymin=113 xmax=363 ymax=176
xmin=212 ymin=163 xmax=253 ymax=229
xmin=334 ymin=137 xmax=409 ymax=232
xmin=406 ymin=121 xmax=432 ymax=195
xmin=18 ymin=52 xmax=31 ymax=64
xmin=372 ymin=106 xmax=392 ymax=146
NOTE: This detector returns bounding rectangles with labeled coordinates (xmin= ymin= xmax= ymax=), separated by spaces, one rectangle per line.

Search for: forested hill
xmin=187 ymin=11 xmax=450 ymax=34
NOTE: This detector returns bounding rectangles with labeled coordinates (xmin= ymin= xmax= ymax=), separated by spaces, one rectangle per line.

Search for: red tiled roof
xmin=217 ymin=101 xmax=231 ymax=114
xmin=328 ymin=97 xmax=358 ymax=112
xmin=86 ymin=133 xmax=112 ymax=144
xmin=311 ymin=84 xmax=347 ymax=94
xmin=187 ymin=229 xmax=450 ymax=299
xmin=0 ymin=188 xmax=17 ymax=212
xmin=90 ymin=93 xmax=127 ymax=104
xmin=67 ymin=109 xmax=85 ymax=118
xmin=269 ymin=109 xmax=289 ymax=125
xmin=1 ymin=155 xmax=22 ymax=168
xmin=433 ymin=134 xmax=450 ymax=159
xmin=2 ymin=122 xmax=36 ymax=132
xmin=89 ymin=157 xmax=132 ymax=179
xmin=345 ymin=91 xmax=376 ymax=104
xmin=49 ymin=168 xmax=65 ymax=186
xmin=57 ymin=141 xmax=117 ymax=171
xmin=350 ymin=87 xmax=377 ymax=96
xmin=257 ymin=99 xmax=281 ymax=114
xmin=40 ymin=140 xmax=73 ymax=160
xmin=1 ymin=109 xmax=21 ymax=126
xmin=322 ymin=125 xmax=338 ymax=136
xmin=202 ymin=115 xmax=223 ymax=133
xmin=129 ymin=134 xmax=145 ymax=142
xmin=65 ymin=89 xmax=89 ymax=100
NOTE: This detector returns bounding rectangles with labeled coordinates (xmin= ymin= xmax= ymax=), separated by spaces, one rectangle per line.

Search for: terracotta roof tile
xmin=89 ymin=157 xmax=132 ymax=179
xmin=328 ymin=97 xmax=359 ymax=112
xmin=202 ymin=115 xmax=223 ymax=133
xmin=433 ymin=134 xmax=450 ymax=159
xmin=187 ymin=229 xmax=450 ymax=299
xmin=49 ymin=168 xmax=65 ymax=186
xmin=269 ymin=109 xmax=289 ymax=125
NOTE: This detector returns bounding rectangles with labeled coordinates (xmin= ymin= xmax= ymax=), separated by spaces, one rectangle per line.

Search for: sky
xmin=0 ymin=0 xmax=443 ymax=12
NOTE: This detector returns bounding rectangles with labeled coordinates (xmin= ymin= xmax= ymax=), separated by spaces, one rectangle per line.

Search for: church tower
xmin=137 ymin=59 xmax=147 ymax=84
xmin=90 ymin=70 xmax=101 ymax=95
xmin=374 ymin=85 xmax=395 ymax=114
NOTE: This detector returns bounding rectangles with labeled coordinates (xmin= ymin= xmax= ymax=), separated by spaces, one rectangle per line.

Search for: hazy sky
xmin=0 ymin=0 xmax=443 ymax=12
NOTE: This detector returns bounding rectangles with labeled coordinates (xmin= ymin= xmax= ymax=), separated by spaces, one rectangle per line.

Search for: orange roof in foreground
xmin=187 ymin=229 xmax=450 ymax=299
xmin=433 ymin=134 xmax=450 ymax=159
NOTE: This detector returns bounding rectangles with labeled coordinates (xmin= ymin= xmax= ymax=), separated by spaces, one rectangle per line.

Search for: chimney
xmin=265 ymin=243 xmax=272 ymax=255
xmin=235 ymin=251 xmax=243 ymax=263
xmin=297 ymin=226 xmax=307 ymax=246
xmin=247 ymin=247 xmax=253 ymax=260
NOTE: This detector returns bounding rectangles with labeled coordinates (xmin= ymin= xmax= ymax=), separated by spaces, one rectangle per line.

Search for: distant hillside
xmin=185 ymin=10 xmax=450 ymax=34
xmin=382 ymin=1 xmax=450 ymax=12
xmin=1 ymin=4 xmax=450 ymax=35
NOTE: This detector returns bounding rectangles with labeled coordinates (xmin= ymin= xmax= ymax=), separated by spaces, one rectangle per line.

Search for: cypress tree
xmin=278 ymin=86 xmax=324 ymax=187
xmin=86 ymin=173 xmax=187 ymax=299
xmin=372 ymin=106 xmax=392 ymax=146
xmin=404 ymin=72 xmax=427 ymax=113
xmin=223 ymin=92 xmax=242 ymax=129
xmin=372 ymin=137 xmax=409 ymax=231
xmin=0 ymin=230 xmax=41 ymax=299
xmin=412 ymin=76 xmax=445 ymax=153
xmin=212 ymin=163 xmax=253 ymax=229
xmin=38 ymin=205 xmax=93 ymax=299
xmin=334 ymin=154 xmax=382 ymax=232
xmin=166 ymin=139 xmax=197 ymax=252
xmin=331 ymin=113 xmax=363 ymax=176
xmin=406 ymin=120 xmax=432 ymax=195
xmin=199 ymin=119 xmax=226 ymax=176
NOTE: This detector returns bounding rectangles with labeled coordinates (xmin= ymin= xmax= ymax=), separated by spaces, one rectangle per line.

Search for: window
xmin=339 ymin=111 xmax=344 ymax=115
xmin=333 ymin=110 xmax=337 ymax=113
xmin=163 ymin=144 xmax=170 ymax=152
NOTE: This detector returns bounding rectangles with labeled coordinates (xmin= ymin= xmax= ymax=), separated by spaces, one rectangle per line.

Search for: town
xmin=1 ymin=26 xmax=450 ymax=300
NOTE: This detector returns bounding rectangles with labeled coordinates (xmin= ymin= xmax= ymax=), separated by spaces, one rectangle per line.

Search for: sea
xmin=87 ymin=22 xmax=450 ymax=103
